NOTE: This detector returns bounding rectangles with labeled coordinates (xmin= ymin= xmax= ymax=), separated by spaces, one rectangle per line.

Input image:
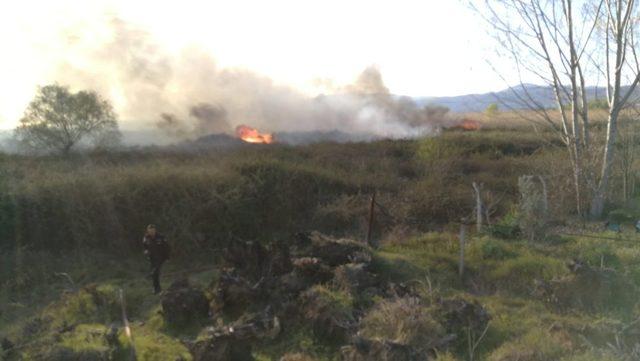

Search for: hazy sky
xmin=0 ymin=0 xmax=510 ymax=129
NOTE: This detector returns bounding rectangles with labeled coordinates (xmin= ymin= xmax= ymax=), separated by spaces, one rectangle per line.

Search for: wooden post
xmin=366 ymin=191 xmax=376 ymax=246
xmin=472 ymin=182 xmax=483 ymax=233
xmin=459 ymin=224 xmax=466 ymax=279
xmin=119 ymin=289 xmax=137 ymax=360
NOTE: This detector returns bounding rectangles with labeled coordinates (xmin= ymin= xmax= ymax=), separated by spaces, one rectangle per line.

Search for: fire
xmin=451 ymin=118 xmax=481 ymax=131
xmin=235 ymin=124 xmax=274 ymax=144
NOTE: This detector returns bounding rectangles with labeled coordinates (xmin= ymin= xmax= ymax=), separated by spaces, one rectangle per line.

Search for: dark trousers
xmin=149 ymin=261 xmax=164 ymax=293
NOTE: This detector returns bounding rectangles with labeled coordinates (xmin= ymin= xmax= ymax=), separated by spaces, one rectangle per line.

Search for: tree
xmin=15 ymin=84 xmax=121 ymax=154
xmin=485 ymin=103 xmax=499 ymax=118
xmin=473 ymin=0 xmax=640 ymax=218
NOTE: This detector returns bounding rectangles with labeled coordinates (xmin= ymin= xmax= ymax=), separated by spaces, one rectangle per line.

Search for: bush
xmin=359 ymin=297 xmax=444 ymax=349
xmin=487 ymin=211 xmax=520 ymax=239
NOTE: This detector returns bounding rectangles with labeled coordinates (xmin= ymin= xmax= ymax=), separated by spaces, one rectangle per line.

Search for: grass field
xmin=2 ymin=124 xmax=640 ymax=360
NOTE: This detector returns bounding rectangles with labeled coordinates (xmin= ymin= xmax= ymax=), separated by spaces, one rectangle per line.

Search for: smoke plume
xmin=51 ymin=15 xmax=447 ymax=141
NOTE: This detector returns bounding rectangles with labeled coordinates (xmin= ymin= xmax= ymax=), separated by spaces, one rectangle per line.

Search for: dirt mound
xmin=161 ymin=278 xmax=210 ymax=326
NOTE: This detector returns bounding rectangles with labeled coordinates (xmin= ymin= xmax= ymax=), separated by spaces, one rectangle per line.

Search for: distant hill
xmin=415 ymin=84 xmax=613 ymax=112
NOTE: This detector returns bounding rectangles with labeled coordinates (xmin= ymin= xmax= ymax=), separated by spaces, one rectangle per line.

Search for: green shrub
xmin=487 ymin=211 xmax=520 ymax=240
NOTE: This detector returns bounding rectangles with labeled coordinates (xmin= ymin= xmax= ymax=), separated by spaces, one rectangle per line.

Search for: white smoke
xmin=47 ymin=15 xmax=447 ymax=141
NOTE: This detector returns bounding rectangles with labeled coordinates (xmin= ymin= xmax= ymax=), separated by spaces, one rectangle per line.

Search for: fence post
xmin=472 ymin=182 xmax=483 ymax=233
xmin=119 ymin=289 xmax=137 ymax=361
xmin=459 ymin=224 xmax=466 ymax=279
xmin=366 ymin=191 xmax=376 ymax=246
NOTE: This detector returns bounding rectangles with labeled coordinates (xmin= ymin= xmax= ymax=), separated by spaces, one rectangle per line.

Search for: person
xmin=142 ymin=224 xmax=171 ymax=294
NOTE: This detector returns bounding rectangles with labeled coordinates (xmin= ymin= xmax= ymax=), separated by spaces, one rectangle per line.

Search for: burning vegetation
xmin=450 ymin=118 xmax=481 ymax=131
xmin=235 ymin=124 xmax=274 ymax=144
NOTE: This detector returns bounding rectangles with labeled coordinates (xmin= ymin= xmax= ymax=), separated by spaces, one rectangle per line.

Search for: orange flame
xmin=452 ymin=118 xmax=481 ymax=131
xmin=235 ymin=124 xmax=274 ymax=144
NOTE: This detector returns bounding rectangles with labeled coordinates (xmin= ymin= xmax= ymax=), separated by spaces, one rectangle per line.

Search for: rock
xmin=190 ymin=334 xmax=254 ymax=361
xmin=341 ymin=336 xmax=426 ymax=361
xmin=438 ymin=297 xmax=490 ymax=335
xmin=333 ymin=263 xmax=377 ymax=293
xmin=161 ymin=279 xmax=210 ymax=326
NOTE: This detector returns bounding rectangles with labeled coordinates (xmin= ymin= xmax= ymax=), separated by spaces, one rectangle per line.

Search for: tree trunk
xmin=590 ymin=112 xmax=619 ymax=218
xmin=569 ymin=147 xmax=583 ymax=216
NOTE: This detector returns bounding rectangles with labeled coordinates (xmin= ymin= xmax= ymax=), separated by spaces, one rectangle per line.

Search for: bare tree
xmin=473 ymin=0 xmax=640 ymax=218
xmin=15 ymin=84 xmax=121 ymax=154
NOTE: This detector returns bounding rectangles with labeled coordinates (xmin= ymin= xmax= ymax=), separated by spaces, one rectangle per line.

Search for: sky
xmin=0 ymin=0 xmax=509 ymax=129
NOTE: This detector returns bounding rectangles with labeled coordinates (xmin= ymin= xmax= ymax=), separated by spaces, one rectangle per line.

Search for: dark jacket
xmin=143 ymin=233 xmax=171 ymax=265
